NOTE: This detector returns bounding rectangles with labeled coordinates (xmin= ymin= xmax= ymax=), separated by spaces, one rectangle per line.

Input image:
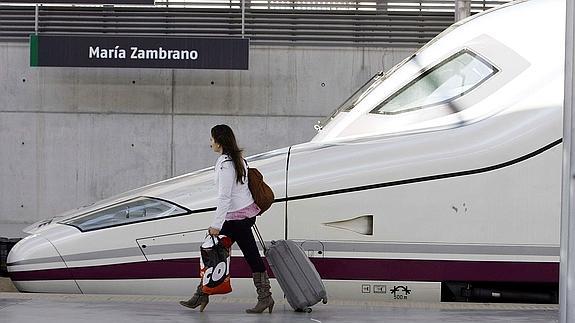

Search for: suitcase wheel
xmin=322 ymin=298 xmax=328 ymax=304
xmin=295 ymin=308 xmax=312 ymax=313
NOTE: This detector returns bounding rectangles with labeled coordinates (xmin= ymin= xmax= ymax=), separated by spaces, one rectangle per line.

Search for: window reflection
xmin=371 ymin=50 xmax=497 ymax=115
xmin=62 ymin=197 xmax=189 ymax=231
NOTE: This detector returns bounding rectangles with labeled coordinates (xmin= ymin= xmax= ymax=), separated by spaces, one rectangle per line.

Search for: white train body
xmin=7 ymin=0 xmax=564 ymax=302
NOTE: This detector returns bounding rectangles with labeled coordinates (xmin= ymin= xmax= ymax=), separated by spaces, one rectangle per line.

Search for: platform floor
xmin=0 ymin=292 xmax=559 ymax=323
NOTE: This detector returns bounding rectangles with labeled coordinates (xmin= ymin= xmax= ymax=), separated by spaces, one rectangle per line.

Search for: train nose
xmin=7 ymin=235 xmax=59 ymax=268
xmin=7 ymin=235 xmax=81 ymax=293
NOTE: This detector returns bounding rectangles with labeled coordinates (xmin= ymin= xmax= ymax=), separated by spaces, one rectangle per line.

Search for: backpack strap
xmin=218 ymin=155 xmax=233 ymax=170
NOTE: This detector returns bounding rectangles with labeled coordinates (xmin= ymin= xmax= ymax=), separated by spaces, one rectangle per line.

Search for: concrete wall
xmin=0 ymin=42 xmax=416 ymax=236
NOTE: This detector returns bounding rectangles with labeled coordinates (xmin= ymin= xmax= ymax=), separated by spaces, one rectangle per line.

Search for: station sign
xmin=29 ymin=35 xmax=249 ymax=70
xmin=1 ymin=0 xmax=154 ymax=4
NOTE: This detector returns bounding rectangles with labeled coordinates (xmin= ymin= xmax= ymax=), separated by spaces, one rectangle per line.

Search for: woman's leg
xmin=180 ymin=222 xmax=243 ymax=312
xmin=179 ymin=282 xmax=209 ymax=311
xmin=228 ymin=218 xmax=273 ymax=314
xmin=179 ymin=232 xmax=212 ymax=312
xmin=229 ymin=218 xmax=266 ymax=273
xmin=220 ymin=217 xmax=266 ymax=272
xmin=220 ymin=218 xmax=273 ymax=313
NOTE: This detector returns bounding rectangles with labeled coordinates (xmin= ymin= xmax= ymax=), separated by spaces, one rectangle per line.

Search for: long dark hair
xmin=211 ymin=124 xmax=246 ymax=184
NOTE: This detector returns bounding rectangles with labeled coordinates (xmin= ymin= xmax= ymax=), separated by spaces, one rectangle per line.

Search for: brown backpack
xmin=247 ymin=167 xmax=275 ymax=215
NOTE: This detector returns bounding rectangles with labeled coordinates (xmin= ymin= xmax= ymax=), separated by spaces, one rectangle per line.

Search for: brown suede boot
xmin=179 ymin=283 xmax=209 ymax=312
xmin=246 ymin=272 xmax=274 ymax=314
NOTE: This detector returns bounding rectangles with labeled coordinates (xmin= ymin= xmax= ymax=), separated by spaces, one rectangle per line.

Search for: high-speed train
xmin=7 ymin=0 xmax=564 ymax=303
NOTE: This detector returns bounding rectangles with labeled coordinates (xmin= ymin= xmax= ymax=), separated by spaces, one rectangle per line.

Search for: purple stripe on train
xmin=9 ymin=257 xmax=559 ymax=283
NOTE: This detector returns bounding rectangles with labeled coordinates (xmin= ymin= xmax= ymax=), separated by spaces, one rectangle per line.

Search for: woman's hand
xmin=208 ymin=227 xmax=220 ymax=236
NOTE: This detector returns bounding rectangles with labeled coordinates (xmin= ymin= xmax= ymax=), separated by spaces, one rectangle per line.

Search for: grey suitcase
xmin=265 ymin=239 xmax=328 ymax=312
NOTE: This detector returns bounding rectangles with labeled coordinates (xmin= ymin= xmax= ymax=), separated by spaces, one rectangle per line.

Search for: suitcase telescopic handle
xmin=253 ymin=223 xmax=268 ymax=252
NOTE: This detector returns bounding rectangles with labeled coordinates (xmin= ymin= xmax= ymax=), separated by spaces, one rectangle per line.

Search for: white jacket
xmin=210 ymin=154 xmax=255 ymax=230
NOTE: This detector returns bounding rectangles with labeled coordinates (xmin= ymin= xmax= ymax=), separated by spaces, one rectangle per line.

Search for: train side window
xmin=61 ymin=197 xmax=190 ymax=232
xmin=370 ymin=50 xmax=498 ymax=115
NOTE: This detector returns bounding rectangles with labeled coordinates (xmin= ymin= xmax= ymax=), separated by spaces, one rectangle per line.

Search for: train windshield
xmin=370 ymin=51 xmax=497 ymax=115
xmin=314 ymin=49 xmax=498 ymax=141
xmin=61 ymin=197 xmax=190 ymax=232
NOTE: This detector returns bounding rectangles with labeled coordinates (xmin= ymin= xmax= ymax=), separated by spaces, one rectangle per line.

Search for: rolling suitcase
xmin=254 ymin=226 xmax=328 ymax=312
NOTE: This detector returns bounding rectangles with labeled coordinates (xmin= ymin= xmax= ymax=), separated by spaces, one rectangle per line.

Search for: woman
xmin=180 ymin=124 xmax=274 ymax=314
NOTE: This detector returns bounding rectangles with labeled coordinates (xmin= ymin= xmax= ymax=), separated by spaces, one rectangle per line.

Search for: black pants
xmin=219 ymin=217 xmax=265 ymax=273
